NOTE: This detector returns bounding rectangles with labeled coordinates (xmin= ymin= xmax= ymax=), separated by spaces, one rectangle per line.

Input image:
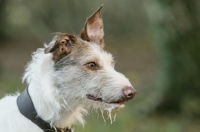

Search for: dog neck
xmin=23 ymin=49 xmax=87 ymax=128
xmin=17 ymin=87 xmax=72 ymax=132
xmin=28 ymin=67 xmax=87 ymax=128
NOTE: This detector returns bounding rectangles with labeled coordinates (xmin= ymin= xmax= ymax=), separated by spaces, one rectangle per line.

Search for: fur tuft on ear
xmin=80 ymin=5 xmax=104 ymax=48
xmin=44 ymin=33 xmax=76 ymax=62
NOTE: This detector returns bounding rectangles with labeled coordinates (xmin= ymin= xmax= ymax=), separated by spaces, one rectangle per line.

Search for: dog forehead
xmin=71 ymin=40 xmax=113 ymax=64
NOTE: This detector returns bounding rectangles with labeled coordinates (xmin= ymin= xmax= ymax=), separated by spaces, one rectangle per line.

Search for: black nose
xmin=123 ymin=86 xmax=137 ymax=99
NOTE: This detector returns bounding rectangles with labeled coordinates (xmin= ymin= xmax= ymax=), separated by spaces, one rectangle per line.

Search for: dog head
xmin=44 ymin=5 xmax=136 ymax=121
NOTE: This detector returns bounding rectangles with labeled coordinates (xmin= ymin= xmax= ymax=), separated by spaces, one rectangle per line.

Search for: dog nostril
xmin=123 ymin=86 xmax=137 ymax=99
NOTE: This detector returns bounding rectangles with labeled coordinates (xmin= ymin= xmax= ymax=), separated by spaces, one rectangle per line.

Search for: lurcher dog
xmin=0 ymin=5 xmax=136 ymax=132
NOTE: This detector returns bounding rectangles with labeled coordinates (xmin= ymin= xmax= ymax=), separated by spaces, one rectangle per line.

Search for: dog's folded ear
xmin=80 ymin=5 xmax=104 ymax=48
xmin=44 ymin=33 xmax=76 ymax=54
xmin=44 ymin=33 xmax=76 ymax=61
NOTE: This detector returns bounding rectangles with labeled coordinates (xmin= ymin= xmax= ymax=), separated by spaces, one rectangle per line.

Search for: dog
xmin=0 ymin=5 xmax=136 ymax=132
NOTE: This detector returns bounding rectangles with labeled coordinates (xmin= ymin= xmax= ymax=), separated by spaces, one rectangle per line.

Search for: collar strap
xmin=17 ymin=87 xmax=71 ymax=132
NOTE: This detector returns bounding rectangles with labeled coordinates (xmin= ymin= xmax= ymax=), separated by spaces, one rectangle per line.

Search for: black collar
xmin=17 ymin=87 xmax=71 ymax=132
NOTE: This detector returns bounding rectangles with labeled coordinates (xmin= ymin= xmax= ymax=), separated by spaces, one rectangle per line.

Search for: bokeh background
xmin=0 ymin=0 xmax=200 ymax=132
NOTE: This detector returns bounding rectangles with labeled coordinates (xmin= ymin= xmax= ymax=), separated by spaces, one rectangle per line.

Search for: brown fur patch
xmin=44 ymin=33 xmax=76 ymax=62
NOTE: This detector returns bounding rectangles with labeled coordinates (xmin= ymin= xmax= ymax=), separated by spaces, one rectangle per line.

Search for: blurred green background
xmin=0 ymin=0 xmax=200 ymax=132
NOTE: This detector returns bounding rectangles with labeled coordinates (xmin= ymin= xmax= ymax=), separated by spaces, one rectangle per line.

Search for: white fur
xmin=0 ymin=39 xmax=133 ymax=132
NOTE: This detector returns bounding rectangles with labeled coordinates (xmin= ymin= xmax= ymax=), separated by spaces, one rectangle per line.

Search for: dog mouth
xmin=86 ymin=94 xmax=125 ymax=105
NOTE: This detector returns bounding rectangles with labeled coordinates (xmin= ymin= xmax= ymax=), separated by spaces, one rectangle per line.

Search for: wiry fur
xmin=0 ymin=5 xmax=136 ymax=132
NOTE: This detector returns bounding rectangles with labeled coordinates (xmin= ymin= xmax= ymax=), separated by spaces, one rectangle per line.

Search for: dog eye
xmin=86 ymin=62 xmax=99 ymax=70
xmin=87 ymin=62 xmax=96 ymax=67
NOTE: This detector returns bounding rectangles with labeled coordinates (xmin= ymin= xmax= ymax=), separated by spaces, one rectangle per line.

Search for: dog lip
xmin=109 ymin=100 xmax=125 ymax=105
xmin=86 ymin=94 xmax=125 ymax=105
xmin=86 ymin=94 xmax=102 ymax=102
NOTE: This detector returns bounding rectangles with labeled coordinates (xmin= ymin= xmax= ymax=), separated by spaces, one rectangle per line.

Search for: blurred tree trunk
xmin=145 ymin=0 xmax=200 ymax=115
xmin=0 ymin=0 xmax=7 ymax=42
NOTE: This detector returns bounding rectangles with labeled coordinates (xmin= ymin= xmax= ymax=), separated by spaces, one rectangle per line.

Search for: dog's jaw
xmin=86 ymin=94 xmax=126 ymax=105
xmin=85 ymin=98 xmax=125 ymax=124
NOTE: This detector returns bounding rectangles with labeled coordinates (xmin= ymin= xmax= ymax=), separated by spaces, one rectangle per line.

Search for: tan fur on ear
xmin=80 ymin=5 xmax=104 ymax=48
xmin=58 ymin=40 xmax=69 ymax=54
xmin=44 ymin=33 xmax=76 ymax=62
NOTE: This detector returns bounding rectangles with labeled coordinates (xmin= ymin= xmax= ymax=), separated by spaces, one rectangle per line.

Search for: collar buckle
xmin=53 ymin=126 xmax=71 ymax=132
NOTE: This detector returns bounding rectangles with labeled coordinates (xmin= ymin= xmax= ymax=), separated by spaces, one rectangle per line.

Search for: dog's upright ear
xmin=44 ymin=33 xmax=76 ymax=61
xmin=80 ymin=5 xmax=104 ymax=48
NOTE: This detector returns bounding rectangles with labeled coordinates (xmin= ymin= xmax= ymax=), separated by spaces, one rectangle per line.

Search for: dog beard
xmin=90 ymin=101 xmax=125 ymax=124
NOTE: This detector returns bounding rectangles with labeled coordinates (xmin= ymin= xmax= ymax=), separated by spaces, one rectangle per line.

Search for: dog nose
xmin=123 ymin=86 xmax=137 ymax=99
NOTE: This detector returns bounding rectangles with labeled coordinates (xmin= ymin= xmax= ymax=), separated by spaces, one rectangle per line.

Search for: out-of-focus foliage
xmin=1 ymin=0 xmax=147 ymax=42
xmin=145 ymin=0 xmax=200 ymax=117
xmin=0 ymin=0 xmax=200 ymax=132
xmin=0 ymin=0 xmax=7 ymax=41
